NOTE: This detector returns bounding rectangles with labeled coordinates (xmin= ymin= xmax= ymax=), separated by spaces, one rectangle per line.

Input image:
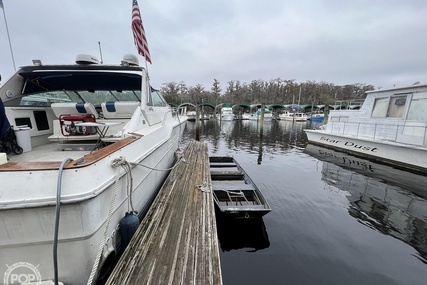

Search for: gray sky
xmin=1 ymin=0 xmax=426 ymax=91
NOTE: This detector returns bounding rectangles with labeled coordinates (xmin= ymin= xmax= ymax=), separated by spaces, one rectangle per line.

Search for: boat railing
xmin=332 ymin=99 xmax=365 ymax=110
xmin=326 ymin=121 xmax=427 ymax=146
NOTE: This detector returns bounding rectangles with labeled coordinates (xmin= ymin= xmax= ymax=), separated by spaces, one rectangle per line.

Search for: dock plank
xmin=106 ymin=140 xmax=222 ymax=285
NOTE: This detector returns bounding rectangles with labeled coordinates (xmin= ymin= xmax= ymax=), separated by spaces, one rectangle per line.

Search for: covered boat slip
xmin=106 ymin=141 xmax=222 ymax=285
xmin=209 ymin=156 xmax=271 ymax=217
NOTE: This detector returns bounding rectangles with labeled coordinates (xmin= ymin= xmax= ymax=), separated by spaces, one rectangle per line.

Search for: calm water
xmin=180 ymin=119 xmax=427 ymax=285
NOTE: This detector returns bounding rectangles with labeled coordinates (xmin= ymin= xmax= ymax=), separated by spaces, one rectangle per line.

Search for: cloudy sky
xmin=1 ymin=0 xmax=426 ymax=91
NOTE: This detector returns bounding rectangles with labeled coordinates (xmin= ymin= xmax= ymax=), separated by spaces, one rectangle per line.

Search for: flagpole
xmin=144 ymin=58 xmax=149 ymax=74
xmin=1 ymin=2 xmax=16 ymax=71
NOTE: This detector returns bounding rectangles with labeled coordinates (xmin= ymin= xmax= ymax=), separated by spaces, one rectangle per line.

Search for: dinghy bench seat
xmin=101 ymin=101 xmax=140 ymax=119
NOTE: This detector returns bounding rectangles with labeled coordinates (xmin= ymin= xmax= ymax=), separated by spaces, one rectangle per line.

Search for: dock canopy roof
xmin=300 ymin=104 xmax=316 ymax=110
xmin=267 ymin=104 xmax=285 ymax=109
xmin=233 ymin=103 xmax=250 ymax=109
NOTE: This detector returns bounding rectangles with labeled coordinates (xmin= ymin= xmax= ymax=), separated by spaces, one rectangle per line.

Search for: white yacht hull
xmin=0 ymin=121 xmax=185 ymax=284
xmin=305 ymin=130 xmax=427 ymax=172
xmin=0 ymin=53 xmax=190 ymax=284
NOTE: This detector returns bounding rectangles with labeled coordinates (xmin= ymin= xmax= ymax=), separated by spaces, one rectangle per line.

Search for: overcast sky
xmin=1 ymin=0 xmax=426 ymax=91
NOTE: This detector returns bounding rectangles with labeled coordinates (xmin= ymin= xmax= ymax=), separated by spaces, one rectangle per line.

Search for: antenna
xmin=1 ymin=3 xmax=16 ymax=71
xmin=98 ymin=41 xmax=103 ymax=64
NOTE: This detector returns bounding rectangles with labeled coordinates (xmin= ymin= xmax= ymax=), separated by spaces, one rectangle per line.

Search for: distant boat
xmin=249 ymin=107 xmax=273 ymax=122
xmin=307 ymin=113 xmax=324 ymax=121
xmin=279 ymin=111 xmax=308 ymax=122
xmin=209 ymin=156 xmax=271 ymax=218
xmin=304 ymin=83 xmax=427 ymax=173
xmin=218 ymin=104 xmax=235 ymax=121
xmin=187 ymin=110 xmax=197 ymax=121
xmin=241 ymin=113 xmax=251 ymax=120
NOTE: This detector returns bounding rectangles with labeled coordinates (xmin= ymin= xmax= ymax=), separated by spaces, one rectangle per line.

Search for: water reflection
xmin=184 ymin=119 xmax=314 ymax=154
xmin=304 ymin=144 xmax=427 ymax=264
xmin=215 ymin=212 xmax=270 ymax=252
xmin=180 ymin=120 xmax=427 ymax=284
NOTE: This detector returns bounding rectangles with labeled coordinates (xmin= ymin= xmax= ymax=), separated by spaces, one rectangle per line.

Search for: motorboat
xmin=304 ymin=83 xmax=427 ymax=173
xmin=249 ymin=107 xmax=273 ymax=122
xmin=241 ymin=113 xmax=251 ymax=120
xmin=187 ymin=110 xmax=197 ymax=121
xmin=279 ymin=111 xmax=308 ymax=122
xmin=218 ymin=104 xmax=235 ymax=121
xmin=307 ymin=113 xmax=324 ymax=121
xmin=0 ymin=54 xmax=187 ymax=284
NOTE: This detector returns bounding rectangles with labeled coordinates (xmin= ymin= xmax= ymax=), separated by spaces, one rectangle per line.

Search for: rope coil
xmin=197 ymin=181 xmax=211 ymax=193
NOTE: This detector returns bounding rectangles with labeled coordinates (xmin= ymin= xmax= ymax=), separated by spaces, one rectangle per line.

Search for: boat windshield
xmin=20 ymin=90 xmax=141 ymax=107
xmin=12 ymin=70 xmax=143 ymax=107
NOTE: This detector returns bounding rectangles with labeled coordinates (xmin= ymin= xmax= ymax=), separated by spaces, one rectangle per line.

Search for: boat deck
xmin=106 ymin=140 xmax=222 ymax=285
xmin=6 ymin=142 xmax=89 ymax=163
xmin=1 ymin=136 xmax=140 ymax=171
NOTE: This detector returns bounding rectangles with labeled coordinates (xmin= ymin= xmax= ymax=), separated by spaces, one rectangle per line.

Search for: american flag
xmin=132 ymin=0 xmax=152 ymax=64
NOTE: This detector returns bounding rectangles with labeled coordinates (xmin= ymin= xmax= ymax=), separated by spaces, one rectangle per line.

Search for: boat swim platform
xmin=106 ymin=140 xmax=223 ymax=285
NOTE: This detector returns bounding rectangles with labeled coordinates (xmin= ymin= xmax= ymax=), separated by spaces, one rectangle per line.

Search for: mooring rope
xmin=197 ymin=181 xmax=211 ymax=193
xmin=111 ymin=157 xmax=135 ymax=212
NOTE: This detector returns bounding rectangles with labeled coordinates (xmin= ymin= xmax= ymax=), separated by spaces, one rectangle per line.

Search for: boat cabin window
xmin=371 ymin=98 xmax=389 ymax=117
xmin=387 ymin=95 xmax=407 ymax=118
xmin=407 ymin=92 xmax=427 ymax=121
xmin=371 ymin=95 xmax=407 ymax=118
xmin=330 ymin=116 xmax=348 ymax=122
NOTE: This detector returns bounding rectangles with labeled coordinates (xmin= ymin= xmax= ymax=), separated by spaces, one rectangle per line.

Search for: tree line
xmin=160 ymin=78 xmax=375 ymax=107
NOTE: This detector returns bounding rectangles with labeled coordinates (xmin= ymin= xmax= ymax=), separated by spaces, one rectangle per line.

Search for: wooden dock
xmin=106 ymin=140 xmax=222 ymax=285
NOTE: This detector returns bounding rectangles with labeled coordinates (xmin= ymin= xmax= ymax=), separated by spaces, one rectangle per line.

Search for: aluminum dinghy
xmin=209 ymin=156 xmax=271 ymax=217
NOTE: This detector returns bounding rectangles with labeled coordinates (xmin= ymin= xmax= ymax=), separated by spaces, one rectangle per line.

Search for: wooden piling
xmin=106 ymin=140 xmax=222 ymax=285
xmin=196 ymin=105 xmax=200 ymax=141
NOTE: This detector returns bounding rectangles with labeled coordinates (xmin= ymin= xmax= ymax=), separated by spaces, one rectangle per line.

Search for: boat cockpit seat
xmin=101 ymin=101 xmax=140 ymax=119
xmin=51 ymin=102 xmax=99 ymax=119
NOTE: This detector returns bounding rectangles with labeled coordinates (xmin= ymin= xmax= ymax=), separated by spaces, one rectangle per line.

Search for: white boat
xmin=304 ymin=83 xmax=427 ymax=173
xmin=241 ymin=113 xmax=251 ymax=120
xmin=307 ymin=113 xmax=324 ymax=121
xmin=0 ymin=54 xmax=187 ymax=284
xmin=187 ymin=110 xmax=197 ymax=121
xmin=279 ymin=111 xmax=308 ymax=121
xmin=249 ymin=107 xmax=273 ymax=122
xmin=219 ymin=105 xmax=235 ymax=121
